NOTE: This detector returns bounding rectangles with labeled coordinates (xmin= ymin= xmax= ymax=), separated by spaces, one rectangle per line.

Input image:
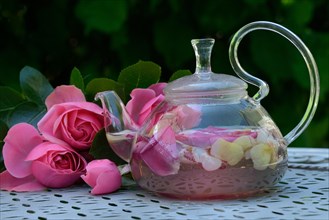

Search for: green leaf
xmin=0 ymin=120 xmax=8 ymax=172
xmin=0 ymin=86 xmax=26 ymax=123
xmin=0 ymin=141 xmax=4 ymax=172
xmin=75 ymin=0 xmax=127 ymax=34
xmin=118 ymin=60 xmax=161 ymax=100
xmin=7 ymin=101 xmax=46 ymax=128
xmin=0 ymin=120 xmax=8 ymax=141
xmin=70 ymin=67 xmax=85 ymax=92
xmin=89 ymin=129 xmax=125 ymax=165
xmin=0 ymin=86 xmax=25 ymax=111
xmin=121 ymin=174 xmax=136 ymax=188
xmin=169 ymin=69 xmax=193 ymax=82
xmin=85 ymin=78 xmax=125 ymax=102
xmin=0 ymin=120 xmax=5 ymax=171
xmin=19 ymin=66 xmax=53 ymax=106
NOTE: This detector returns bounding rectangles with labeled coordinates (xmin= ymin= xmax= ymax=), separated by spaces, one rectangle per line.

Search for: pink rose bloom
xmin=81 ymin=159 xmax=121 ymax=195
xmin=126 ymin=83 xmax=167 ymax=128
xmin=26 ymin=142 xmax=87 ymax=188
xmin=0 ymin=123 xmax=87 ymax=191
xmin=38 ymin=85 xmax=104 ymax=150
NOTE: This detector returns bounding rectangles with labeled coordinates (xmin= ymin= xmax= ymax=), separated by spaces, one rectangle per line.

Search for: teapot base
xmin=157 ymin=189 xmax=265 ymax=200
xmin=132 ymin=159 xmax=288 ymax=200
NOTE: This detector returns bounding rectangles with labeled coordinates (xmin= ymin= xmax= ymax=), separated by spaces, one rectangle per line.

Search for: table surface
xmin=1 ymin=148 xmax=328 ymax=220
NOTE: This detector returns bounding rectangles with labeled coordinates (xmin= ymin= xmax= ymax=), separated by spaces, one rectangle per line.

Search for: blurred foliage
xmin=0 ymin=0 xmax=328 ymax=148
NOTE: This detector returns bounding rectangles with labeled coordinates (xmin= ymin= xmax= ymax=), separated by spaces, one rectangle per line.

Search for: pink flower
xmin=2 ymin=123 xmax=44 ymax=178
xmin=38 ymin=85 xmax=104 ymax=150
xmin=138 ymin=125 xmax=180 ymax=176
xmin=126 ymin=83 xmax=167 ymax=128
xmin=26 ymin=142 xmax=87 ymax=188
xmin=81 ymin=159 xmax=121 ymax=195
xmin=0 ymin=123 xmax=87 ymax=191
xmin=0 ymin=123 xmax=46 ymax=191
xmin=45 ymin=85 xmax=86 ymax=110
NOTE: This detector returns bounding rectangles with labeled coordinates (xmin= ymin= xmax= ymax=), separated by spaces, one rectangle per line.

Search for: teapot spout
xmin=95 ymin=91 xmax=137 ymax=162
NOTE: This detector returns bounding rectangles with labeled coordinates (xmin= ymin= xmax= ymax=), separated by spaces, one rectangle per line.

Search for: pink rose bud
xmin=81 ymin=159 xmax=122 ymax=195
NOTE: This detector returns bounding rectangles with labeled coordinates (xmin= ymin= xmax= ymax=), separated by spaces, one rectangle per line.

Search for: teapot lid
xmin=164 ymin=39 xmax=247 ymax=101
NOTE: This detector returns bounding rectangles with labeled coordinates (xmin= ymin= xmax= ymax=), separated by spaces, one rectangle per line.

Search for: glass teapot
xmin=96 ymin=21 xmax=319 ymax=199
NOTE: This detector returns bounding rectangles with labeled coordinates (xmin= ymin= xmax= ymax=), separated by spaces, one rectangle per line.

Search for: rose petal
xmin=171 ymin=105 xmax=201 ymax=130
xmin=81 ymin=159 xmax=121 ymax=195
xmin=176 ymin=130 xmax=218 ymax=148
xmin=192 ymin=148 xmax=222 ymax=171
xmin=233 ymin=135 xmax=256 ymax=151
xmin=91 ymin=171 xmax=121 ymax=195
xmin=148 ymin=83 xmax=167 ymax=96
xmin=126 ymin=89 xmax=156 ymax=125
xmin=250 ymin=143 xmax=273 ymax=170
xmin=138 ymin=95 xmax=164 ymax=125
xmin=31 ymin=160 xmax=84 ymax=188
xmin=176 ymin=127 xmax=256 ymax=148
xmin=125 ymin=83 xmax=167 ymax=129
xmin=0 ymin=170 xmax=46 ymax=192
xmin=3 ymin=123 xmax=44 ymax=178
xmin=140 ymin=126 xmax=180 ymax=176
xmin=81 ymin=160 xmax=117 ymax=186
xmin=26 ymin=142 xmax=72 ymax=161
xmin=210 ymin=138 xmax=244 ymax=166
xmin=45 ymin=85 xmax=86 ymax=110
xmin=25 ymin=142 xmax=86 ymax=188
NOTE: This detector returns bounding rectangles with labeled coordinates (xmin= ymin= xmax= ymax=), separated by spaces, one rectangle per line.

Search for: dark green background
xmin=0 ymin=0 xmax=328 ymax=148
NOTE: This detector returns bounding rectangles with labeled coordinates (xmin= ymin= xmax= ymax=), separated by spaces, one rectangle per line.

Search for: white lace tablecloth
xmin=1 ymin=148 xmax=328 ymax=220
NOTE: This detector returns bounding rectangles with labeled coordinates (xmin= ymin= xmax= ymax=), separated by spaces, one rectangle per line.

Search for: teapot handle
xmin=229 ymin=21 xmax=320 ymax=145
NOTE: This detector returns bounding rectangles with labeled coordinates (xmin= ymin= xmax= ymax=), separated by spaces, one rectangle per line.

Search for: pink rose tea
xmin=115 ymin=126 xmax=287 ymax=199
